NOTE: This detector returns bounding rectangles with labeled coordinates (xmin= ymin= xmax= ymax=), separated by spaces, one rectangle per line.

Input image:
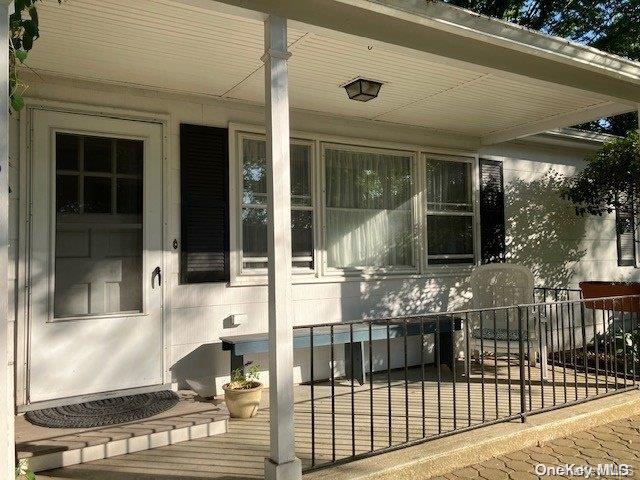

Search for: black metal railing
xmin=295 ymin=293 xmax=640 ymax=472
xmin=534 ymin=286 xmax=583 ymax=303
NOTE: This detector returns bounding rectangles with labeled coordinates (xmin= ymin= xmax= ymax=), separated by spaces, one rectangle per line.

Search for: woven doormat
xmin=25 ymin=390 xmax=180 ymax=428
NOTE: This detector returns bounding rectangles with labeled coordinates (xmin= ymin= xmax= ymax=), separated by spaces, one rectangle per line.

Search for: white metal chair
xmin=469 ymin=263 xmax=548 ymax=380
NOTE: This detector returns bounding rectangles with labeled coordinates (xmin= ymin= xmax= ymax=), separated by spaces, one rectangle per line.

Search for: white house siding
xmin=8 ymin=75 xmax=639 ymax=401
xmin=480 ymin=142 xmax=640 ymax=286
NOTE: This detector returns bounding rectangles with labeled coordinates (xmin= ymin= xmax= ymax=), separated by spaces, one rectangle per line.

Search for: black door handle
xmin=152 ymin=266 xmax=162 ymax=288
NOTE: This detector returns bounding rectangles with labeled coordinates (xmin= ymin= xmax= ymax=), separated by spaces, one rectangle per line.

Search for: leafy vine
xmin=9 ymin=0 xmax=61 ymax=112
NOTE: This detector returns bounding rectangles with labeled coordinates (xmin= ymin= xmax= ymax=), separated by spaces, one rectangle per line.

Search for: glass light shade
xmin=343 ymin=78 xmax=382 ymax=102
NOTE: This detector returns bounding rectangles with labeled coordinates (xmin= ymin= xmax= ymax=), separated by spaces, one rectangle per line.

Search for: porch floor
xmin=39 ymin=360 xmax=628 ymax=479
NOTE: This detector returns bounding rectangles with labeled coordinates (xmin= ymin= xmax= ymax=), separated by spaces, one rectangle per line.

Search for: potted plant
xmin=564 ymin=131 xmax=640 ymax=304
xmin=222 ymin=361 xmax=263 ymax=419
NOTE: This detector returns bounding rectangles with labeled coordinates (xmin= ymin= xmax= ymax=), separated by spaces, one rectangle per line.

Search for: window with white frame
xmin=233 ymin=128 xmax=479 ymax=280
xmin=240 ymin=135 xmax=314 ymax=272
xmin=324 ymin=145 xmax=415 ymax=270
xmin=425 ymin=155 xmax=475 ymax=265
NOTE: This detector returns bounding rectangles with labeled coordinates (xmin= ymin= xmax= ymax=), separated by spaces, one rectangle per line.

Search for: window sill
xmin=228 ymin=266 xmax=474 ymax=287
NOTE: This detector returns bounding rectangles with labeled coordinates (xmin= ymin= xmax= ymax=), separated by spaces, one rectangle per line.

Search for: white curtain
xmin=325 ymin=147 xmax=413 ymax=268
xmin=425 ymin=158 xmax=471 ymax=212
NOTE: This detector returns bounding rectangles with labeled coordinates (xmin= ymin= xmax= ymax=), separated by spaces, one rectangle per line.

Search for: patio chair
xmin=469 ymin=263 xmax=548 ymax=380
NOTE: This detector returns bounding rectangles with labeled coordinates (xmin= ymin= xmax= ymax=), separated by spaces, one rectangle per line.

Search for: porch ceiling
xmin=28 ymin=0 xmax=638 ymax=142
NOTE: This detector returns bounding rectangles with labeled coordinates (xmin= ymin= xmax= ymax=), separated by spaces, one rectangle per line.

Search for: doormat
xmin=25 ymin=390 xmax=180 ymax=428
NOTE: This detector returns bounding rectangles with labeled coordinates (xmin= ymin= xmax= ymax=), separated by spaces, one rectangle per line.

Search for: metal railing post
xmin=518 ymin=305 xmax=527 ymax=423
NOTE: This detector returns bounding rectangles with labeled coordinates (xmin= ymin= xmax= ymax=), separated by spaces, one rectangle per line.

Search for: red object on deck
xmin=579 ymin=281 xmax=640 ymax=313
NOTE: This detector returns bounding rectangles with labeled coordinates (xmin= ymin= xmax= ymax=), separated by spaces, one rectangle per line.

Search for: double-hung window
xmin=425 ymin=155 xmax=475 ymax=266
xmin=324 ymin=145 xmax=415 ymax=271
xmin=233 ymin=127 xmax=479 ymax=281
xmin=240 ymin=135 xmax=314 ymax=273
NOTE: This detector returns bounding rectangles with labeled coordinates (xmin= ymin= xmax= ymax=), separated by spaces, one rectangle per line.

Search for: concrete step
xmin=16 ymin=391 xmax=229 ymax=472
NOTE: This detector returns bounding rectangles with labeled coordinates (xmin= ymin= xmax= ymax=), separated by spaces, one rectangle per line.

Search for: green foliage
xmin=443 ymin=0 xmax=640 ymax=135
xmin=610 ymin=325 xmax=640 ymax=374
xmin=444 ymin=0 xmax=638 ymax=56
xmin=9 ymin=0 xmax=62 ymax=112
xmin=228 ymin=361 xmax=261 ymax=390
xmin=563 ymin=131 xmax=639 ymax=217
xmin=15 ymin=458 xmax=36 ymax=480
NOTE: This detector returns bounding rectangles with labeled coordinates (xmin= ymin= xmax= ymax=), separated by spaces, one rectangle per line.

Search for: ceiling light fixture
xmin=342 ymin=77 xmax=383 ymax=102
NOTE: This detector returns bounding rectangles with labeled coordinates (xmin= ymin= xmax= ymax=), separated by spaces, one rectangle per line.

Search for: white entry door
xmin=28 ymin=110 xmax=164 ymax=404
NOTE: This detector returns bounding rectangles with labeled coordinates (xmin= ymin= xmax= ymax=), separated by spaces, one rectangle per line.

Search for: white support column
xmin=262 ymin=14 xmax=302 ymax=480
xmin=0 ymin=2 xmax=14 ymax=479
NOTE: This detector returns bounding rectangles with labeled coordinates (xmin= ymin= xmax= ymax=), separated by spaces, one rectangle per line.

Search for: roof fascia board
xmin=190 ymin=0 xmax=640 ymax=104
xmin=520 ymin=129 xmax=616 ymax=150
xmin=481 ymin=102 xmax=635 ymax=145
xmin=373 ymin=0 xmax=640 ymax=83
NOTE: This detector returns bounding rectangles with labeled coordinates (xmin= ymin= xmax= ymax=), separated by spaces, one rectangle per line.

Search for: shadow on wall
xmin=505 ymin=170 xmax=587 ymax=287
xmin=355 ymin=276 xmax=473 ymax=319
xmin=351 ymin=169 xmax=587 ymax=321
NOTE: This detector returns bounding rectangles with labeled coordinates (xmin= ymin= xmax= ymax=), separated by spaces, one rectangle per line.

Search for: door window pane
xmin=117 ymin=139 xmax=144 ymax=174
xmin=84 ymin=136 xmax=112 ymax=172
xmin=117 ymin=178 xmax=143 ymax=214
xmin=325 ymin=147 xmax=413 ymax=268
xmin=56 ymin=134 xmax=79 ymax=170
xmin=84 ymin=176 xmax=111 ymax=213
xmin=54 ymin=132 xmax=144 ymax=318
xmin=56 ymin=175 xmax=79 ymax=214
xmin=241 ymin=137 xmax=314 ymax=270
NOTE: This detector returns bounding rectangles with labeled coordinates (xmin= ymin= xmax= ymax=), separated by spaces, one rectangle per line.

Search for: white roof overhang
xmin=28 ymin=0 xmax=640 ymax=144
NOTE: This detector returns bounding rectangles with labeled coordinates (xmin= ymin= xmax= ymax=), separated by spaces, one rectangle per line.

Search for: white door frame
xmin=15 ymin=101 xmax=171 ymax=409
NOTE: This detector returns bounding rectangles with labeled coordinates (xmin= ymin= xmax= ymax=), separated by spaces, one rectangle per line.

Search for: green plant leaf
xmin=15 ymin=49 xmax=27 ymax=63
xmin=9 ymin=9 xmax=22 ymax=23
xmin=22 ymin=34 xmax=33 ymax=51
xmin=28 ymin=6 xmax=38 ymax=24
xmin=14 ymin=0 xmax=28 ymax=11
xmin=23 ymin=19 xmax=39 ymax=41
xmin=11 ymin=93 xmax=25 ymax=112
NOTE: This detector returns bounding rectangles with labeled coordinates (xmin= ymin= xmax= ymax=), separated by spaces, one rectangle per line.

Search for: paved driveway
xmin=443 ymin=415 xmax=640 ymax=479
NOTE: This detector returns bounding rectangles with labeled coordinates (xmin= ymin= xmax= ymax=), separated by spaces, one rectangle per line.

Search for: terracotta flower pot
xmin=579 ymin=281 xmax=640 ymax=313
xmin=222 ymin=383 xmax=263 ymax=419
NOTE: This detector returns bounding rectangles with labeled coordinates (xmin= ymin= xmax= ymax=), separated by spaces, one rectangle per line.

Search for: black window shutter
xmin=616 ymin=200 xmax=637 ymax=267
xmin=479 ymin=159 xmax=506 ymax=264
xmin=180 ymin=124 xmax=229 ymax=283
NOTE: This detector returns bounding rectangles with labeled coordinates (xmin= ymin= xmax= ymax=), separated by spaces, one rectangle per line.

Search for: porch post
xmin=0 ymin=2 xmax=14 ymax=478
xmin=262 ymin=14 xmax=302 ymax=480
